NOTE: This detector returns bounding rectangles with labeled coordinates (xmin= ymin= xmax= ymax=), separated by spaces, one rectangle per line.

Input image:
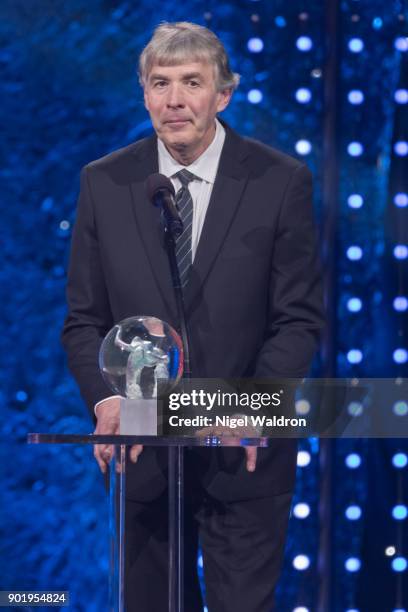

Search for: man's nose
xmin=166 ymin=84 xmax=185 ymax=108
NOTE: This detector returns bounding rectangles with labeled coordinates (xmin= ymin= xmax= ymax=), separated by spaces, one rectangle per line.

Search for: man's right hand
xmin=93 ymin=397 xmax=143 ymax=473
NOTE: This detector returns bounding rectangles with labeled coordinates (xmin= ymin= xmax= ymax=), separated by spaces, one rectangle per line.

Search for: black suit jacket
xmin=62 ymin=121 xmax=324 ymax=501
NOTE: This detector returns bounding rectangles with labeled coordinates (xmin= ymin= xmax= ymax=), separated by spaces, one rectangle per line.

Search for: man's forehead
xmin=148 ymin=61 xmax=214 ymax=80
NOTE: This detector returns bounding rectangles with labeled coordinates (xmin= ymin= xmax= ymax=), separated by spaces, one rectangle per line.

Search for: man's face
xmin=144 ymin=61 xmax=232 ymax=161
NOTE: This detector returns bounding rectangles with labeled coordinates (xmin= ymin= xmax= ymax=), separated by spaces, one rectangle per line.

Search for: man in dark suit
xmin=62 ymin=21 xmax=324 ymax=612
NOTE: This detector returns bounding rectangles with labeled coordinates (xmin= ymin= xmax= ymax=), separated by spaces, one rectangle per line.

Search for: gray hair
xmin=139 ymin=22 xmax=240 ymax=92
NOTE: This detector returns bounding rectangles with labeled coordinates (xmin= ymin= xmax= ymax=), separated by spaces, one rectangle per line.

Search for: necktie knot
xmin=175 ymin=168 xmax=196 ymax=187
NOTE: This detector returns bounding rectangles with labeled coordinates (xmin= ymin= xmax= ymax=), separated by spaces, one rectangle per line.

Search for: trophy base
xmin=120 ymin=398 xmax=157 ymax=435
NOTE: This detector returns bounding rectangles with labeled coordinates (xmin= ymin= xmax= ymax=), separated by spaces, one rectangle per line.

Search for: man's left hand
xmin=195 ymin=424 xmax=259 ymax=472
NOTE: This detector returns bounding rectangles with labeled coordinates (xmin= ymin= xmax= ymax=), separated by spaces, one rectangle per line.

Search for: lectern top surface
xmin=27 ymin=433 xmax=271 ymax=447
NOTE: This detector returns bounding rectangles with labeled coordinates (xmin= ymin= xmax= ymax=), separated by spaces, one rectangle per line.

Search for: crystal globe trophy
xmin=99 ymin=316 xmax=183 ymax=434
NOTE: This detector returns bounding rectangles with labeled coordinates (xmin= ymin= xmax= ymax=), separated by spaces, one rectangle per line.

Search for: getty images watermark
xmin=154 ymin=378 xmax=408 ymax=438
xmin=165 ymin=388 xmax=307 ymax=431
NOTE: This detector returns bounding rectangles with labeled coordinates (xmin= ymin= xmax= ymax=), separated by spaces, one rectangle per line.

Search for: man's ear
xmin=143 ymin=88 xmax=150 ymax=112
xmin=216 ymin=88 xmax=233 ymax=113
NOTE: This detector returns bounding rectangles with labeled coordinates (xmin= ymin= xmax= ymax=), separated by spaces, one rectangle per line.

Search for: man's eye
xmin=188 ymin=80 xmax=199 ymax=87
xmin=154 ymin=81 xmax=167 ymax=88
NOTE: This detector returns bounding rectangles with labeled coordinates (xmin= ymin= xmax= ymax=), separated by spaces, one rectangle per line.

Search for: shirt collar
xmin=157 ymin=118 xmax=226 ymax=184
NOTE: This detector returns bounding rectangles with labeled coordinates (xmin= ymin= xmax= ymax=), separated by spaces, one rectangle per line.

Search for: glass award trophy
xmin=99 ymin=316 xmax=183 ymax=434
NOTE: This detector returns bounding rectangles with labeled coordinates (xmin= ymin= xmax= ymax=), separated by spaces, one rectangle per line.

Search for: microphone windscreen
xmin=146 ymin=173 xmax=175 ymax=202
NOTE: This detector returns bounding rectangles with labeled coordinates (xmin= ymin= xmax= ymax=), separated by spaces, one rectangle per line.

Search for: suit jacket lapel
xmin=184 ymin=124 xmax=250 ymax=309
xmin=129 ymin=134 xmax=178 ymax=320
xmin=127 ymin=123 xmax=250 ymax=317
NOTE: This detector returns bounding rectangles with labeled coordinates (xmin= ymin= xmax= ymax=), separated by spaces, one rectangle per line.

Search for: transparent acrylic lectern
xmin=27 ymin=433 xmax=269 ymax=612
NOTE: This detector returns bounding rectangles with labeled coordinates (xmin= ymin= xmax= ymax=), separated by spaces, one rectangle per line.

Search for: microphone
xmin=146 ymin=173 xmax=183 ymax=238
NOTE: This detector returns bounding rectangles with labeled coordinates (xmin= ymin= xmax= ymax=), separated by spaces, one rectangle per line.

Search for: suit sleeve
xmin=255 ymin=164 xmax=325 ymax=378
xmin=61 ymin=165 xmax=114 ymax=419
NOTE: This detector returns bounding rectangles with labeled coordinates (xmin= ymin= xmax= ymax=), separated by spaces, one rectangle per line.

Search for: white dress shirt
xmin=95 ymin=119 xmax=226 ymax=414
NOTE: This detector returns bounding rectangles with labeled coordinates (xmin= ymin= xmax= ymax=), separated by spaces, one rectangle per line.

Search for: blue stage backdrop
xmin=1 ymin=1 xmax=406 ymax=611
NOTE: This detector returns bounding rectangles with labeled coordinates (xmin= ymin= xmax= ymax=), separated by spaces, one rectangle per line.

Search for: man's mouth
xmin=165 ymin=119 xmax=190 ymax=125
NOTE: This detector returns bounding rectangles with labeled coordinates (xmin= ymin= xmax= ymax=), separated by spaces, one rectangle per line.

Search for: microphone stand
xmin=163 ymin=223 xmax=191 ymax=612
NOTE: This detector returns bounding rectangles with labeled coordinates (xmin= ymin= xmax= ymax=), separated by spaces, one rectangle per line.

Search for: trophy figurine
xmin=114 ymin=326 xmax=170 ymax=399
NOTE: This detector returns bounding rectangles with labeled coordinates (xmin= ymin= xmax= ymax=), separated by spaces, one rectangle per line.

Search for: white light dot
xmin=295 ymin=140 xmax=312 ymax=155
xmin=297 ymin=450 xmax=311 ymax=467
xmin=295 ymin=88 xmax=312 ymax=103
xmin=394 ymin=296 xmax=408 ymax=312
xmin=345 ymin=505 xmax=362 ymax=520
xmin=293 ymin=503 xmax=310 ymax=519
xmin=345 ymin=557 xmax=361 ymax=572
xmin=347 ymin=401 xmax=363 ymax=416
xmin=346 ymin=245 xmax=363 ymax=260
xmin=247 ymin=37 xmax=264 ymax=53
xmin=395 ymin=37 xmax=408 ymax=52
xmin=393 ymin=401 xmax=408 ymax=416
xmin=293 ymin=554 xmax=310 ymax=570
xmin=296 ymin=36 xmax=313 ymax=52
xmin=393 ymin=349 xmax=408 ymax=364
xmin=296 ymin=399 xmax=311 ymax=415
xmin=392 ymin=453 xmax=408 ymax=468
xmin=345 ymin=453 xmax=361 ymax=468
xmin=348 ymin=38 xmax=364 ymax=53
xmin=293 ymin=607 xmax=309 ymax=612
xmin=394 ymin=245 xmax=408 ymax=260
xmin=392 ymin=504 xmax=408 ymax=520
xmin=348 ymin=142 xmax=363 ymax=157
xmin=394 ymin=193 xmax=408 ymax=207
xmin=348 ymin=194 xmax=364 ymax=208
xmin=347 ymin=297 xmax=362 ymax=312
xmin=395 ymin=89 xmax=408 ymax=104
xmin=59 ymin=220 xmax=70 ymax=230
xmin=247 ymin=89 xmax=263 ymax=104
xmin=394 ymin=141 xmax=408 ymax=156
xmin=392 ymin=556 xmax=407 ymax=572
xmin=348 ymin=90 xmax=364 ymax=104
xmin=385 ymin=546 xmax=396 ymax=556
xmin=347 ymin=349 xmax=363 ymax=364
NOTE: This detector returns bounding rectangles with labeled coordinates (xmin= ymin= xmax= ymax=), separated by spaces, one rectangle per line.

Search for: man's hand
xmin=93 ymin=397 xmax=143 ymax=473
xmin=195 ymin=424 xmax=258 ymax=472
xmin=244 ymin=446 xmax=258 ymax=472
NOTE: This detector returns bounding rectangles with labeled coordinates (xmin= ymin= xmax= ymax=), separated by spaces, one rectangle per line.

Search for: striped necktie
xmin=174 ymin=169 xmax=196 ymax=288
